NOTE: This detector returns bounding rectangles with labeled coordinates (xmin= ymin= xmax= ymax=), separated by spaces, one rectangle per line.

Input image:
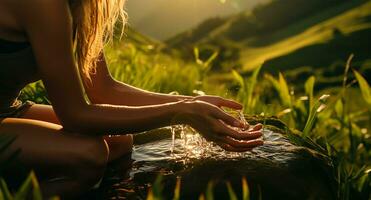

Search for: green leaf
xmin=204 ymin=51 xmax=219 ymax=69
xmin=31 ymin=172 xmax=42 ymax=200
xmin=278 ymin=73 xmax=292 ymax=107
xmin=353 ymin=70 xmax=371 ymax=110
xmin=14 ymin=173 xmax=33 ymax=200
xmin=302 ymin=94 xmax=330 ymax=137
xmin=0 ymin=179 xmax=13 ymax=200
xmin=173 ymin=178 xmax=181 ymax=200
xmin=232 ymin=70 xmax=245 ymax=88
xmin=205 ymin=181 xmax=214 ymax=200
xmin=265 ymin=73 xmax=291 ymax=107
xmin=334 ymin=99 xmax=343 ymax=118
xmin=151 ymin=176 xmax=163 ymax=200
xmin=305 ymin=76 xmax=315 ymax=107
xmin=242 ymin=178 xmax=250 ymax=200
xmin=14 ymin=171 xmax=41 ymax=200
xmin=194 ymin=47 xmax=202 ymax=65
xmin=226 ymin=182 xmax=238 ymax=200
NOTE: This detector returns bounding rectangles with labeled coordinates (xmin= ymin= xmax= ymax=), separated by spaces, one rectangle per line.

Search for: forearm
xmin=61 ymin=100 xmax=189 ymax=135
xmin=91 ymin=79 xmax=193 ymax=106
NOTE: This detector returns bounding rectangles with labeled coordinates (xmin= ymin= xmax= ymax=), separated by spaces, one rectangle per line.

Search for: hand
xmin=193 ymin=95 xmax=243 ymax=110
xmin=178 ymin=100 xmax=263 ymax=152
xmin=193 ymin=95 xmax=254 ymax=130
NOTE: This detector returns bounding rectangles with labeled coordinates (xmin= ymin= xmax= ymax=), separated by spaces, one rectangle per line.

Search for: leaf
xmin=31 ymin=172 xmax=42 ymax=200
xmin=278 ymin=73 xmax=292 ymax=107
xmin=303 ymin=94 xmax=330 ymax=137
xmin=0 ymin=179 xmax=12 ymax=200
xmin=226 ymin=182 xmax=238 ymax=200
xmin=343 ymin=54 xmax=354 ymax=88
xmin=150 ymin=176 xmax=163 ymax=200
xmin=205 ymin=181 xmax=214 ymax=200
xmin=232 ymin=70 xmax=245 ymax=88
xmin=146 ymin=189 xmax=154 ymax=200
xmin=242 ymin=177 xmax=250 ymax=200
xmin=334 ymin=99 xmax=343 ymax=118
xmin=265 ymin=73 xmax=291 ymax=107
xmin=193 ymin=47 xmax=202 ymax=65
xmin=173 ymin=178 xmax=181 ymax=200
xmin=204 ymin=51 xmax=219 ymax=69
xmin=305 ymin=76 xmax=315 ymax=107
xmin=353 ymin=70 xmax=371 ymax=110
xmin=245 ymin=66 xmax=262 ymax=112
xmin=14 ymin=173 xmax=33 ymax=200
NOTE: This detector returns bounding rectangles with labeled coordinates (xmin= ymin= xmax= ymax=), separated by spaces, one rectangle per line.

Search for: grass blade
xmin=226 ymin=182 xmax=238 ymax=200
xmin=353 ymin=70 xmax=371 ymax=110
xmin=242 ymin=177 xmax=250 ymax=200
xmin=305 ymin=76 xmax=315 ymax=107
xmin=205 ymin=181 xmax=214 ymax=200
xmin=173 ymin=178 xmax=181 ymax=200
xmin=0 ymin=179 xmax=13 ymax=200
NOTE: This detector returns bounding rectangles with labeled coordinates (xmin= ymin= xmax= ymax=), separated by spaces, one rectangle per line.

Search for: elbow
xmin=57 ymin=105 xmax=100 ymax=135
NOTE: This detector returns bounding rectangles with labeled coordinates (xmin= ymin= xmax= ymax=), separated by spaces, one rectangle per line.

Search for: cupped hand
xmin=180 ymin=100 xmax=263 ymax=152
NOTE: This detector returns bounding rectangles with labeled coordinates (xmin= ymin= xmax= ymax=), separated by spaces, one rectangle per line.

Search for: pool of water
xmin=89 ymin=125 xmax=334 ymax=199
xmin=133 ymin=127 xmax=292 ymax=165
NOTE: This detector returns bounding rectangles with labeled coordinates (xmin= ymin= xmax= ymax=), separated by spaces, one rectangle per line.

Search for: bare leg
xmin=0 ymin=118 xmax=108 ymax=198
xmin=21 ymin=104 xmax=133 ymax=162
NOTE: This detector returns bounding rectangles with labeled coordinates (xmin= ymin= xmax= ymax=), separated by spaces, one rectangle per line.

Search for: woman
xmin=0 ymin=0 xmax=263 ymax=198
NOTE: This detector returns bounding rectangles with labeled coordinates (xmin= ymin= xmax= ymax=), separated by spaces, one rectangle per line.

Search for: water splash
xmin=168 ymin=110 xmax=255 ymax=162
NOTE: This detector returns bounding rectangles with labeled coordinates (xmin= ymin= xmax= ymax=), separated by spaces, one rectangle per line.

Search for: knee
xmin=73 ymin=137 xmax=109 ymax=187
xmin=84 ymin=137 xmax=109 ymax=169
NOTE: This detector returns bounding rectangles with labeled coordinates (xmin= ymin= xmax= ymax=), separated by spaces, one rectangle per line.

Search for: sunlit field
xmin=1 ymin=0 xmax=370 ymax=199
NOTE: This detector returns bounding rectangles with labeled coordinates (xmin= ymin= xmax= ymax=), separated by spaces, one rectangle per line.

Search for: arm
xmin=85 ymin=54 xmax=192 ymax=106
xmin=86 ymin=54 xmax=244 ymax=109
xmin=17 ymin=0 xmax=191 ymax=134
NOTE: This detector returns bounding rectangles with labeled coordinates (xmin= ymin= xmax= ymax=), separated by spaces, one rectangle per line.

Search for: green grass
xmin=14 ymin=41 xmax=370 ymax=199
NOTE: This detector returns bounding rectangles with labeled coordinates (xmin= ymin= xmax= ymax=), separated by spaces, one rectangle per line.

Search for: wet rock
xmin=90 ymin=117 xmax=336 ymax=200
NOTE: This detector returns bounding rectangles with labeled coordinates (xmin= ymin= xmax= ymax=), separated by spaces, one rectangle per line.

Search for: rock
xmin=87 ymin=117 xmax=336 ymax=200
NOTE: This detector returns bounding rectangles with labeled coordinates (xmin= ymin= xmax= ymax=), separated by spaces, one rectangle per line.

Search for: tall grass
xmin=14 ymin=41 xmax=370 ymax=199
xmin=146 ymin=176 xmax=254 ymax=200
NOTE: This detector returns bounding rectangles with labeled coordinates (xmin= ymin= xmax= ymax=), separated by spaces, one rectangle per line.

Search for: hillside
xmin=125 ymin=0 xmax=268 ymax=40
xmin=166 ymin=0 xmax=371 ymax=87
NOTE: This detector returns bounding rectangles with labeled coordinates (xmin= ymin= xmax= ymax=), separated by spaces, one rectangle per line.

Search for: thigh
xmin=0 ymin=118 xmax=106 ymax=177
xmin=21 ymin=104 xmax=60 ymax=124
xmin=21 ymin=104 xmax=133 ymax=148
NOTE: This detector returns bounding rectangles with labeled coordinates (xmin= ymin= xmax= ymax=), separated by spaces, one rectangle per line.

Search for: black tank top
xmin=0 ymin=38 xmax=39 ymax=112
xmin=0 ymin=38 xmax=30 ymax=53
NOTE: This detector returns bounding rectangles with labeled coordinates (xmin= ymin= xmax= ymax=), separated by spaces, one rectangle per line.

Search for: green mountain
xmin=166 ymin=0 xmax=371 ymax=87
xmin=125 ymin=0 xmax=268 ymax=40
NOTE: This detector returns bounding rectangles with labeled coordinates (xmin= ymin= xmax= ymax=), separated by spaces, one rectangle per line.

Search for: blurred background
xmin=126 ymin=0 xmax=269 ymax=40
xmin=122 ymin=0 xmax=371 ymax=89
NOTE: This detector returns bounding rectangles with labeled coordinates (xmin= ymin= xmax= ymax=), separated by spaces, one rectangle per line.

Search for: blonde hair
xmin=70 ymin=0 xmax=127 ymax=82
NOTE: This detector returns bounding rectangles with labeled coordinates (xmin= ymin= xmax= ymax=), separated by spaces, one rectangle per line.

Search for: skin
xmin=0 ymin=0 xmax=263 ymax=198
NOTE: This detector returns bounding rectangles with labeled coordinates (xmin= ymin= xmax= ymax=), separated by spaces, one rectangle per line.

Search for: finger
xmin=201 ymin=132 xmax=263 ymax=152
xmin=217 ymin=121 xmax=263 ymax=140
xmin=250 ymin=123 xmax=263 ymax=131
xmin=217 ymin=143 xmax=254 ymax=152
xmin=241 ymin=122 xmax=250 ymax=131
xmin=212 ymin=109 xmax=245 ymax=128
xmin=222 ymin=136 xmax=264 ymax=148
xmin=218 ymin=99 xmax=243 ymax=110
